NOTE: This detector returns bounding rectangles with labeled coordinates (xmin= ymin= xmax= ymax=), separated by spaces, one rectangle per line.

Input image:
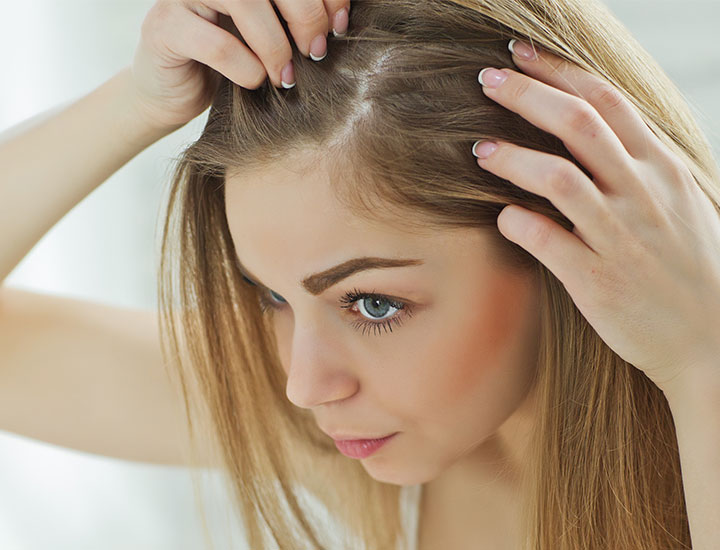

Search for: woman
xmin=1 ymin=0 xmax=718 ymax=549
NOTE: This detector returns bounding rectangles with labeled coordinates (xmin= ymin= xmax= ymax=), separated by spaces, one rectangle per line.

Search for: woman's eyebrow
xmin=238 ymin=256 xmax=424 ymax=296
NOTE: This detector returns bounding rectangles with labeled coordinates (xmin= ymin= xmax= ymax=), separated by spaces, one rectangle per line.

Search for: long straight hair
xmin=157 ymin=1 xmax=720 ymax=548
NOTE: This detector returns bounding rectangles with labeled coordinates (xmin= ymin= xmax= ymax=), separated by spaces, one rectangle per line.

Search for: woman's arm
xmin=0 ymin=66 xmax=182 ymax=284
xmin=665 ymin=373 xmax=720 ymax=550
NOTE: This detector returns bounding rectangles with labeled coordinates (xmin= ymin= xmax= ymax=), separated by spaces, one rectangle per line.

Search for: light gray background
xmin=1 ymin=1 xmax=718 ymax=548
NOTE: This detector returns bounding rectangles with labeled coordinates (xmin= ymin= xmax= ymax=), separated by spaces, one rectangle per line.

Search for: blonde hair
xmin=157 ymin=0 xmax=720 ymax=548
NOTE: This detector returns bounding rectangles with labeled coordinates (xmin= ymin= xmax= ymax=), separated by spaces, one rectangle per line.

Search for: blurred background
xmin=0 ymin=0 xmax=718 ymax=548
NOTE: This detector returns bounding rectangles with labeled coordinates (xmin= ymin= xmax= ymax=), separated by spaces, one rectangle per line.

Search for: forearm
xmin=0 ymin=66 xmax=182 ymax=284
xmin=665 ymin=371 xmax=720 ymax=550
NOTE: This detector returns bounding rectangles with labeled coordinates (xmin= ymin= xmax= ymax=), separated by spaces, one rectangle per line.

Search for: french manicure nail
xmin=472 ymin=140 xmax=498 ymax=159
xmin=478 ymin=68 xmax=508 ymax=88
xmin=508 ymin=39 xmax=538 ymax=61
xmin=310 ymin=34 xmax=327 ymax=61
xmin=333 ymin=7 xmax=349 ymax=37
xmin=281 ymin=60 xmax=295 ymax=89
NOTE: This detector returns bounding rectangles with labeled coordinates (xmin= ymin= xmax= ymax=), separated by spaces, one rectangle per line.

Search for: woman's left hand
xmin=473 ymin=39 xmax=720 ymax=399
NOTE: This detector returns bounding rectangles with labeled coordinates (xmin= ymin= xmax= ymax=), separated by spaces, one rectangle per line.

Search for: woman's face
xmin=224 ymin=156 xmax=541 ymax=486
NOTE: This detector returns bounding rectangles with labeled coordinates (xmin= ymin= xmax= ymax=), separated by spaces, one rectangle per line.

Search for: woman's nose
xmin=282 ymin=324 xmax=359 ymax=409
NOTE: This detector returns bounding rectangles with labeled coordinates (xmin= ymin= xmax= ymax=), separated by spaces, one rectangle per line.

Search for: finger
xmin=186 ymin=2 xmax=219 ymax=25
xmin=202 ymin=0 xmax=292 ymax=88
xmin=322 ymin=0 xmax=350 ymax=36
xmin=479 ymin=67 xmax=638 ymax=197
xmin=169 ymin=8 xmax=267 ymax=89
xmin=473 ymin=140 xmax=612 ymax=255
xmin=273 ymin=0 xmax=331 ymax=60
xmin=508 ymin=40 xmax=668 ymax=162
xmin=497 ymin=204 xmax=596 ymax=295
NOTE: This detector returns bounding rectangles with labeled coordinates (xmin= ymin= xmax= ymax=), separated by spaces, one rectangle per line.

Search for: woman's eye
xmin=339 ymin=290 xmax=415 ymax=337
xmin=355 ymin=295 xmax=400 ymax=321
xmin=248 ymin=278 xmax=414 ymax=337
xmin=257 ymin=289 xmax=286 ymax=311
xmin=268 ymin=290 xmax=287 ymax=304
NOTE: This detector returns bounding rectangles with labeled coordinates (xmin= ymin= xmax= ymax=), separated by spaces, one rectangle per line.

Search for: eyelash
xmin=251 ymin=283 xmax=415 ymax=337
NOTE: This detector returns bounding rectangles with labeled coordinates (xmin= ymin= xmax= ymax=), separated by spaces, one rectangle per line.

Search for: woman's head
xmin=224 ymin=149 xmax=542 ymax=487
xmin=159 ymin=0 xmax=717 ymax=548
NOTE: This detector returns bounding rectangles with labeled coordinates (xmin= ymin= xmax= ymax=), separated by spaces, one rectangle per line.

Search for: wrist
xmin=663 ymin=365 xmax=720 ymax=417
xmin=111 ymin=66 xmax=185 ymax=146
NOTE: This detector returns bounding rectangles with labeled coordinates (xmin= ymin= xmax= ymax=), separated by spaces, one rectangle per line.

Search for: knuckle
xmin=671 ymin=162 xmax=700 ymax=201
xmin=526 ymin=220 xmax=553 ymax=249
xmin=646 ymin=139 xmax=694 ymax=186
xmin=564 ymin=102 xmax=603 ymax=137
xmin=296 ymin=1 xmax=329 ymax=25
xmin=149 ymin=0 xmax=172 ymax=21
xmin=208 ymin=35 xmax=238 ymax=64
xmin=646 ymin=147 xmax=696 ymax=196
xmin=264 ymin=41 xmax=292 ymax=71
xmin=624 ymin=158 xmax=645 ymax=185
xmin=507 ymin=76 xmax=532 ymax=102
xmin=545 ymin=161 xmax=581 ymax=197
xmin=667 ymin=156 xmax=694 ymax=184
xmin=588 ymin=82 xmax=625 ymax=113
xmin=142 ymin=1 xmax=171 ymax=38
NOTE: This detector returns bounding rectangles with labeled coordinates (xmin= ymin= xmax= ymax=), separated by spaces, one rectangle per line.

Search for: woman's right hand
xmin=129 ymin=0 xmax=351 ymax=131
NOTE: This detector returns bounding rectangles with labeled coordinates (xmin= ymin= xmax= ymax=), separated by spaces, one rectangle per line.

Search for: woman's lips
xmin=333 ymin=433 xmax=398 ymax=459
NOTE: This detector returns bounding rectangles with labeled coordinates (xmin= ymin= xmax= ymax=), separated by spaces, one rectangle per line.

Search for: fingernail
xmin=478 ymin=68 xmax=508 ymax=88
xmin=281 ymin=60 xmax=295 ymax=89
xmin=310 ymin=34 xmax=327 ymax=61
xmin=508 ymin=39 xmax=538 ymax=61
xmin=332 ymin=7 xmax=348 ymax=37
xmin=472 ymin=140 xmax=498 ymax=159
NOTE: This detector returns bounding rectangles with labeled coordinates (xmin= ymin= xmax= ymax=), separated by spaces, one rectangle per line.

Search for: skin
xmin=224 ymin=153 xmax=542 ymax=547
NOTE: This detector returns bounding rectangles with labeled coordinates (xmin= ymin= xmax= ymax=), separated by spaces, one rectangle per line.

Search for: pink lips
xmin=333 ymin=433 xmax=398 ymax=459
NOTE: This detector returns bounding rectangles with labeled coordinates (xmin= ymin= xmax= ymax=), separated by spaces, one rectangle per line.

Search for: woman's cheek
xmin=413 ymin=272 xmax=538 ymax=408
